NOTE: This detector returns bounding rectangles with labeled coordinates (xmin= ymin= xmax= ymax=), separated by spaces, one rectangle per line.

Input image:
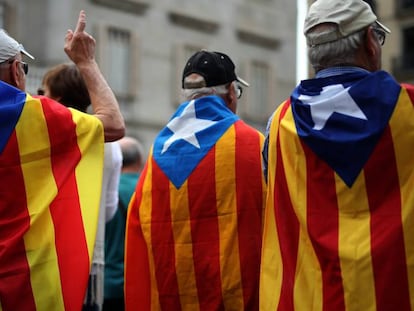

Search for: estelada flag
xmin=125 ymin=95 xmax=266 ymax=311
xmin=0 ymin=82 xmax=104 ymax=311
xmin=261 ymin=70 xmax=414 ymax=310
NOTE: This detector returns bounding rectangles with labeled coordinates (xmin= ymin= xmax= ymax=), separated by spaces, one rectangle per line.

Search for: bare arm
xmin=64 ymin=10 xmax=125 ymax=142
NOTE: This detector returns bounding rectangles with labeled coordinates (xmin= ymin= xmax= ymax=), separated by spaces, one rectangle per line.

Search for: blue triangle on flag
xmin=153 ymin=96 xmax=238 ymax=188
xmin=292 ymin=71 xmax=401 ymax=187
xmin=0 ymin=82 xmax=26 ymax=154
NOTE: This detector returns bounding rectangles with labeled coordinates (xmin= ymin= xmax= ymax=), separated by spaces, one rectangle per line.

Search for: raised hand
xmin=64 ymin=10 xmax=96 ymax=65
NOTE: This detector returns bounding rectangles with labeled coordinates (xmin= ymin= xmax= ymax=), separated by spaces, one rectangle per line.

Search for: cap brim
xmin=19 ymin=44 xmax=35 ymax=60
xmin=237 ymin=76 xmax=249 ymax=87
xmin=376 ymin=20 xmax=391 ymax=34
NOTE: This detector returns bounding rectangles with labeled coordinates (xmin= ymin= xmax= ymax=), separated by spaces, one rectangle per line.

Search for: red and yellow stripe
xmin=0 ymin=95 xmax=104 ymax=311
xmin=260 ymin=87 xmax=414 ymax=311
xmin=125 ymin=120 xmax=266 ymax=311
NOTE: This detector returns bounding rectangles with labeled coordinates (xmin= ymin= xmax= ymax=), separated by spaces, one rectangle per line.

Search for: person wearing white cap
xmin=261 ymin=0 xmax=414 ymax=310
xmin=0 ymin=10 xmax=124 ymax=311
xmin=0 ymin=29 xmax=34 ymax=91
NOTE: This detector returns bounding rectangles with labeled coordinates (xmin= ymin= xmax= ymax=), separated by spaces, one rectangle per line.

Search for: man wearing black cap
xmin=261 ymin=0 xmax=414 ymax=310
xmin=0 ymin=11 xmax=124 ymax=311
xmin=181 ymin=50 xmax=249 ymax=114
xmin=125 ymin=50 xmax=266 ymax=310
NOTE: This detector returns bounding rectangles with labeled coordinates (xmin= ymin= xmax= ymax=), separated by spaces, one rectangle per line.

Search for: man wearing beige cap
xmin=261 ymin=0 xmax=414 ymax=310
xmin=0 ymin=10 xmax=124 ymax=311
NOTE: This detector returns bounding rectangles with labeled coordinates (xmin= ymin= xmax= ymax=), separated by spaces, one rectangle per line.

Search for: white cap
xmin=0 ymin=29 xmax=34 ymax=62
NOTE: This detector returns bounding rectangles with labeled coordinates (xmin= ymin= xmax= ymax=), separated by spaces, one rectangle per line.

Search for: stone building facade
xmin=375 ymin=0 xmax=414 ymax=84
xmin=3 ymin=0 xmax=297 ymax=151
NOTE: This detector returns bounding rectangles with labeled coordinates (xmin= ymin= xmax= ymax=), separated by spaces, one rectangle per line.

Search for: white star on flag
xmin=299 ymin=84 xmax=368 ymax=130
xmin=162 ymin=100 xmax=217 ymax=154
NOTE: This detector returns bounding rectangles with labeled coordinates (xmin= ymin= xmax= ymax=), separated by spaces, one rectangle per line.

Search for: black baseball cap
xmin=182 ymin=50 xmax=249 ymax=89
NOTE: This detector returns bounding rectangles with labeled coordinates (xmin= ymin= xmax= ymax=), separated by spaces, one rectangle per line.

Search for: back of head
xmin=304 ymin=0 xmax=390 ymax=71
xmin=182 ymin=50 xmax=243 ymax=88
xmin=0 ymin=29 xmax=34 ymax=89
xmin=181 ymin=50 xmax=248 ymax=102
xmin=42 ymin=63 xmax=91 ymax=112
xmin=119 ymin=136 xmax=144 ymax=171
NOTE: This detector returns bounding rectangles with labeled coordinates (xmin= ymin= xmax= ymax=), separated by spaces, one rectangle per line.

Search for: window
xmin=90 ymin=0 xmax=149 ymax=14
xmin=107 ymin=27 xmax=132 ymax=97
xmin=401 ymin=0 xmax=414 ymax=9
xmin=168 ymin=12 xmax=219 ymax=34
xmin=173 ymin=43 xmax=205 ymax=105
xmin=402 ymin=26 xmax=414 ymax=68
xmin=95 ymin=25 xmax=138 ymax=115
xmin=241 ymin=61 xmax=274 ymax=124
xmin=0 ymin=4 xmax=4 ymax=28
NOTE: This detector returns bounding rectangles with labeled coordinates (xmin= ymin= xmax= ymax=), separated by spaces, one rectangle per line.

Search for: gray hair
xmin=306 ymin=23 xmax=367 ymax=71
xmin=181 ymin=73 xmax=238 ymax=101
xmin=181 ymin=84 xmax=231 ymax=101
xmin=119 ymin=136 xmax=145 ymax=168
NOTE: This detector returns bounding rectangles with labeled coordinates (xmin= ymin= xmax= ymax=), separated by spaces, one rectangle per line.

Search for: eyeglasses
xmin=16 ymin=60 xmax=29 ymax=75
xmin=0 ymin=59 xmax=29 ymax=75
xmin=5 ymin=59 xmax=29 ymax=75
xmin=372 ymin=27 xmax=386 ymax=46
xmin=236 ymin=83 xmax=243 ymax=99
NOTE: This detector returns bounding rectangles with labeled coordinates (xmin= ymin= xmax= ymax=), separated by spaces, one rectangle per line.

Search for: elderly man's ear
xmin=224 ymin=83 xmax=238 ymax=113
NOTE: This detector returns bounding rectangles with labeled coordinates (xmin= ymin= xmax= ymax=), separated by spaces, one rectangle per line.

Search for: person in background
xmin=41 ymin=63 xmax=123 ymax=311
xmin=0 ymin=10 xmax=124 ymax=311
xmin=104 ymin=136 xmax=145 ymax=311
xmin=124 ymin=50 xmax=266 ymax=310
xmin=260 ymin=0 xmax=414 ymax=310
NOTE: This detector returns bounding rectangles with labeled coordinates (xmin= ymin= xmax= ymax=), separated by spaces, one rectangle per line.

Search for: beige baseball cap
xmin=0 ymin=29 xmax=34 ymax=62
xmin=304 ymin=0 xmax=390 ymax=46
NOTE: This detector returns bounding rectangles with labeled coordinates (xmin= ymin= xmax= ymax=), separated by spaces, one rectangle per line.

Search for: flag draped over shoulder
xmin=0 ymin=82 xmax=104 ymax=311
xmin=125 ymin=95 xmax=266 ymax=311
xmin=260 ymin=70 xmax=414 ymax=311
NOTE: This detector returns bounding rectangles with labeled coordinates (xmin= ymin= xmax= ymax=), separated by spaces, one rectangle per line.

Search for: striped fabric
xmin=0 ymin=82 xmax=104 ymax=311
xmin=260 ymin=71 xmax=414 ymax=311
xmin=125 ymin=96 xmax=266 ymax=311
